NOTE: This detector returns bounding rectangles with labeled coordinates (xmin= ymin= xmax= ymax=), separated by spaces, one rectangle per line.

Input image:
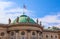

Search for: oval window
xmin=21 ymin=31 xmax=25 ymax=35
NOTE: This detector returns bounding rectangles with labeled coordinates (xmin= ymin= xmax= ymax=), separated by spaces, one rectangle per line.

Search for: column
xmin=15 ymin=30 xmax=19 ymax=39
xmin=27 ymin=30 xmax=31 ymax=39
xmin=36 ymin=31 xmax=42 ymax=39
xmin=7 ymin=31 xmax=10 ymax=39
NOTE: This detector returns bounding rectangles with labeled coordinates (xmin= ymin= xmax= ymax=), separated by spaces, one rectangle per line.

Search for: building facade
xmin=0 ymin=14 xmax=60 ymax=39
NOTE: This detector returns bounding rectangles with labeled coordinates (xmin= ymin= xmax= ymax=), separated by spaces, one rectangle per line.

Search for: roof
xmin=13 ymin=15 xmax=36 ymax=24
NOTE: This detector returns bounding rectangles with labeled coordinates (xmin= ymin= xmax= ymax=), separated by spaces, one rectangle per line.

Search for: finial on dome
xmin=23 ymin=4 xmax=26 ymax=9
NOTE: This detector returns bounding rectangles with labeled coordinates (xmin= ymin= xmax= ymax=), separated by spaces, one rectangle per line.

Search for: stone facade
xmin=0 ymin=14 xmax=60 ymax=39
xmin=0 ymin=23 xmax=60 ymax=39
xmin=42 ymin=30 xmax=60 ymax=39
xmin=0 ymin=23 xmax=43 ymax=39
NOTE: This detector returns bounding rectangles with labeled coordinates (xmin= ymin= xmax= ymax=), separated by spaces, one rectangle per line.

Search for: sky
xmin=0 ymin=0 xmax=60 ymax=28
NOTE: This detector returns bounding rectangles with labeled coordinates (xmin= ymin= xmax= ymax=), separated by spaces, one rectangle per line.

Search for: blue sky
xmin=5 ymin=0 xmax=60 ymax=17
xmin=0 ymin=0 xmax=60 ymax=28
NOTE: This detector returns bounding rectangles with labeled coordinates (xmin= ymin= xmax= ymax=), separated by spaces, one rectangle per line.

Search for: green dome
xmin=13 ymin=15 xmax=36 ymax=24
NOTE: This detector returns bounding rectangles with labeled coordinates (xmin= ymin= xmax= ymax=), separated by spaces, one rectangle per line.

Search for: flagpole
xmin=23 ymin=4 xmax=26 ymax=15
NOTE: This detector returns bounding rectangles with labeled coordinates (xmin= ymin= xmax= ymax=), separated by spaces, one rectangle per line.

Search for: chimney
xmin=8 ymin=18 xmax=11 ymax=24
xmin=16 ymin=17 xmax=19 ymax=23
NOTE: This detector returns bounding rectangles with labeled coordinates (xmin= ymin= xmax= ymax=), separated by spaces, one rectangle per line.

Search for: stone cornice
xmin=43 ymin=30 xmax=60 ymax=33
xmin=0 ymin=23 xmax=43 ymax=30
xmin=0 ymin=24 xmax=8 ymax=28
xmin=8 ymin=23 xmax=43 ymax=30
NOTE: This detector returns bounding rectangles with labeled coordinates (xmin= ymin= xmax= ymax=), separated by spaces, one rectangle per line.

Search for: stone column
xmin=7 ymin=31 xmax=10 ymax=39
xmin=58 ymin=33 xmax=60 ymax=39
xmin=27 ymin=30 xmax=31 ymax=39
xmin=37 ymin=31 xmax=42 ymax=39
xmin=15 ymin=30 xmax=19 ymax=39
xmin=36 ymin=31 xmax=39 ymax=39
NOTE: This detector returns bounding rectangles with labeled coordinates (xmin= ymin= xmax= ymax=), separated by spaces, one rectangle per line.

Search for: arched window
xmin=1 ymin=32 xmax=5 ymax=36
xmin=31 ymin=32 xmax=36 ymax=39
xmin=55 ymin=36 xmax=57 ymax=38
xmin=46 ymin=35 xmax=48 ymax=38
xmin=51 ymin=35 xmax=53 ymax=38
xmin=39 ymin=32 xmax=41 ymax=36
xmin=11 ymin=38 xmax=13 ymax=39
xmin=0 ymin=38 xmax=1 ymax=39
xmin=39 ymin=38 xmax=41 ymax=39
xmin=32 ymin=32 xmax=35 ymax=35
xmin=11 ymin=32 xmax=14 ymax=36
xmin=21 ymin=31 xmax=25 ymax=35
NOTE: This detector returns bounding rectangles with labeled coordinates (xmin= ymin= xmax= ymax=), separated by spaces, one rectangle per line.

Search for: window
xmin=42 ymin=35 xmax=43 ymax=37
xmin=11 ymin=32 xmax=14 ymax=36
xmin=11 ymin=38 xmax=13 ymax=39
xmin=46 ymin=35 xmax=48 ymax=38
xmin=39 ymin=33 xmax=40 ymax=36
xmin=39 ymin=38 xmax=41 ymax=39
xmin=0 ymin=38 xmax=1 ymax=39
xmin=31 ymin=37 xmax=36 ymax=39
xmin=32 ymin=32 xmax=35 ymax=35
xmin=22 ymin=37 xmax=24 ymax=39
xmin=21 ymin=31 xmax=25 ymax=35
xmin=55 ymin=36 xmax=57 ymax=38
xmin=1 ymin=32 xmax=5 ymax=36
xmin=51 ymin=35 xmax=53 ymax=38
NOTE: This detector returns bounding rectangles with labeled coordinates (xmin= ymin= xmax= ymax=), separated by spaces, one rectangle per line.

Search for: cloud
xmin=0 ymin=0 xmax=34 ymax=24
xmin=0 ymin=1 xmax=17 ymax=24
xmin=0 ymin=1 xmax=14 ymax=10
xmin=34 ymin=13 xmax=60 ymax=28
xmin=0 ymin=0 xmax=60 ymax=29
